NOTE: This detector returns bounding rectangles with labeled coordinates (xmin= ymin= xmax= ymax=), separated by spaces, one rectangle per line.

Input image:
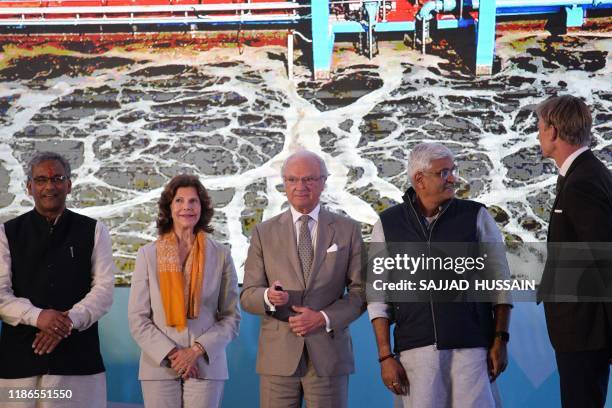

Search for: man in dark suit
xmin=537 ymin=95 xmax=612 ymax=407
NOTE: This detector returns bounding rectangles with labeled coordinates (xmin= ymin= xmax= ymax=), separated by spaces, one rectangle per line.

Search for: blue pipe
xmin=312 ymin=0 xmax=334 ymax=79
xmin=364 ymin=1 xmax=380 ymax=26
xmin=475 ymin=0 xmax=496 ymax=75
xmin=495 ymin=0 xmax=611 ymax=7
xmin=496 ymin=6 xmax=569 ymax=15
xmin=417 ymin=0 xmax=456 ymax=21
xmin=333 ymin=21 xmax=366 ymax=33
xmin=417 ymin=1 xmax=439 ymax=21
xmin=471 ymin=0 xmax=612 ymax=8
xmin=495 ymin=3 xmax=611 ymax=16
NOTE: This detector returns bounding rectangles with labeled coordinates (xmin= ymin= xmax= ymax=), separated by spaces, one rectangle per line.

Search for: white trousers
xmin=393 ymin=346 xmax=501 ymax=408
xmin=141 ymin=378 xmax=224 ymax=408
xmin=0 ymin=372 xmax=106 ymax=408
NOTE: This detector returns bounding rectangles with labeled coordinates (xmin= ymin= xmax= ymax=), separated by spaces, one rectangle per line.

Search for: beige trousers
xmin=260 ymin=351 xmax=348 ymax=408
xmin=140 ymin=378 xmax=224 ymax=408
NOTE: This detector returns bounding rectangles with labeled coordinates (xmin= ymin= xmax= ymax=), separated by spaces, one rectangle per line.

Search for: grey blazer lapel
xmin=308 ymin=209 xmax=336 ymax=287
xmin=202 ymin=237 xmax=217 ymax=296
xmin=280 ymin=209 xmax=306 ymax=288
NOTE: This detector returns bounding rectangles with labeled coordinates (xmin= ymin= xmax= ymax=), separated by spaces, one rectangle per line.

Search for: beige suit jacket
xmin=128 ymin=237 xmax=240 ymax=381
xmin=240 ymin=207 xmax=365 ymax=377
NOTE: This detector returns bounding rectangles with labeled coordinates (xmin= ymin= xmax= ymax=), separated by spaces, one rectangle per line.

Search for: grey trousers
xmin=141 ymin=378 xmax=225 ymax=408
xmin=393 ymin=345 xmax=500 ymax=408
xmin=0 ymin=372 xmax=106 ymax=408
xmin=260 ymin=352 xmax=348 ymax=408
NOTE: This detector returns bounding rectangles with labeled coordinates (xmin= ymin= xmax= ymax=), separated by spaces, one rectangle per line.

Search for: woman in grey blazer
xmin=128 ymin=174 xmax=240 ymax=408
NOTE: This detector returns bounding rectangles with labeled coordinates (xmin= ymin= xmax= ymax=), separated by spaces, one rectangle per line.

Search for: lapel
xmin=201 ymin=236 xmax=216 ymax=296
xmin=551 ymin=150 xmax=593 ymax=211
xmin=548 ymin=150 xmax=592 ymax=236
xmin=279 ymin=209 xmax=306 ymax=288
xmin=550 ymin=178 xmax=564 ymax=217
xmin=308 ymin=208 xmax=336 ymax=288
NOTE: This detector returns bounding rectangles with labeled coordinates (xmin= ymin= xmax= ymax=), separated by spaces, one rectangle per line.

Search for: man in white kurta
xmin=0 ymin=151 xmax=115 ymax=408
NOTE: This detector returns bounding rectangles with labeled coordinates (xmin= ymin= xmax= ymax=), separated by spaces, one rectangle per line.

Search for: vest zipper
xmin=406 ymin=197 xmax=452 ymax=350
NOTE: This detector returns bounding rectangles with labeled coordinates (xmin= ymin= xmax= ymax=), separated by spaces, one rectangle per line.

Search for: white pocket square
xmin=326 ymin=243 xmax=338 ymax=253
xmin=554 ymin=209 xmax=563 ymax=213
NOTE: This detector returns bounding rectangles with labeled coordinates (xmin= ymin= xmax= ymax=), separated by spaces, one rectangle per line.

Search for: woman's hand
xmin=168 ymin=345 xmax=204 ymax=380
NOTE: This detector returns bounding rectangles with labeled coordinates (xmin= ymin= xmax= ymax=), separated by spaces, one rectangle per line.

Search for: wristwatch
xmin=494 ymin=331 xmax=510 ymax=343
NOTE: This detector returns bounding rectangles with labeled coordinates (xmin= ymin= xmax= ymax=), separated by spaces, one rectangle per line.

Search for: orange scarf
xmin=157 ymin=231 xmax=206 ymax=332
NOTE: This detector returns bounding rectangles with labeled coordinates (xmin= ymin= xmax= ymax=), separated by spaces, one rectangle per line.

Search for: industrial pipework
xmin=311 ymin=0 xmax=611 ymax=78
xmin=0 ymin=0 xmax=610 ymax=78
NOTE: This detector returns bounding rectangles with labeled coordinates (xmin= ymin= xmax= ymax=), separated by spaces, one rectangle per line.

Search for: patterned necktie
xmin=298 ymin=215 xmax=314 ymax=283
xmin=556 ymin=175 xmax=565 ymax=194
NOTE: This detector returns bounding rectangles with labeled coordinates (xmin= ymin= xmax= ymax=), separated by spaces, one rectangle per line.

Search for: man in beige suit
xmin=240 ymin=150 xmax=365 ymax=408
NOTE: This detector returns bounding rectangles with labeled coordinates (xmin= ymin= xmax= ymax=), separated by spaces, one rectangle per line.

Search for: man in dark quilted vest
xmin=367 ymin=142 xmax=512 ymax=407
xmin=0 ymin=151 xmax=115 ymax=408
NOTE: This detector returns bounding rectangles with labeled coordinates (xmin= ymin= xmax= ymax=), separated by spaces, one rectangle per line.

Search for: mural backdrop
xmin=0 ymin=19 xmax=610 ymax=407
xmin=0 ymin=26 xmax=609 ymax=284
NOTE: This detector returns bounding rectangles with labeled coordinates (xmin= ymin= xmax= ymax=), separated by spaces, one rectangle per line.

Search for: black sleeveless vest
xmin=379 ymin=188 xmax=494 ymax=352
xmin=0 ymin=209 xmax=105 ymax=378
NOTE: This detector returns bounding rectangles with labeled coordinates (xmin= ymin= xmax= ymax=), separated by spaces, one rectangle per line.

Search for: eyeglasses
xmin=284 ymin=176 xmax=326 ymax=186
xmin=31 ymin=175 xmax=69 ymax=185
xmin=423 ymin=167 xmax=457 ymax=180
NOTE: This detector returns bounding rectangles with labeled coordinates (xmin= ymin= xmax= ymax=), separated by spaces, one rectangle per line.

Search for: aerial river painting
xmin=0 ymin=21 xmax=610 ymax=287
xmin=0 ymin=9 xmax=611 ymax=407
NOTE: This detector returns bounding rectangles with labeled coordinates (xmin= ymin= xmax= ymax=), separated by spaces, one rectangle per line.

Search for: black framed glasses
xmin=31 ymin=175 xmax=69 ymax=185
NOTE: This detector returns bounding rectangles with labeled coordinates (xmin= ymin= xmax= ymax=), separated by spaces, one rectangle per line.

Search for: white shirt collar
xmin=559 ymin=146 xmax=589 ymax=176
xmin=290 ymin=203 xmax=321 ymax=224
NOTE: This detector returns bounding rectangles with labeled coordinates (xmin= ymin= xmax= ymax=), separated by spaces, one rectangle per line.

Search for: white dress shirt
xmin=559 ymin=146 xmax=589 ymax=176
xmin=290 ymin=203 xmax=320 ymax=249
xmin=264 ymin=204 xmax=332 ymax=331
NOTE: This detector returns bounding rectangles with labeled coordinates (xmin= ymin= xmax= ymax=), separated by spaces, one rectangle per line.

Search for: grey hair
xmin=27 ymin=151 xmax=72 ymax=179
xmin=407 ymin=143 xmax=454 ymax=180
xmin=281 ymin=149 xmax=329 ymax=178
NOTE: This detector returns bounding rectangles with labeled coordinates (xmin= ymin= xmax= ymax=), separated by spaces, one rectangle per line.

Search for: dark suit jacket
xmin=541 ymin=149 xmax=612 ymax=352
